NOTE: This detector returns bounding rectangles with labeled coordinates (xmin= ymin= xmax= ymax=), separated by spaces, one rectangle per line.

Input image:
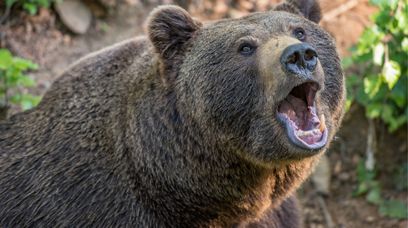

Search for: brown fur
xmin=0 ymin=1 xmax=345 ymax=227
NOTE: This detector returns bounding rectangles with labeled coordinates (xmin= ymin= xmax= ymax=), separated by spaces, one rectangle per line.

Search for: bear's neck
xmin=123 ymin=90 xmax=311 ymax=226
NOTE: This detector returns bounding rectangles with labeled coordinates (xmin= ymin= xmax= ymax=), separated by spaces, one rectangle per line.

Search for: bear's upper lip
xmin=277 ymin=81 xmax=328 ymax=150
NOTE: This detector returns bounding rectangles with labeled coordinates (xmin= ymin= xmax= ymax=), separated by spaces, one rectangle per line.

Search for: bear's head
xmin=147 ymin=0 xmax=345 ymax=166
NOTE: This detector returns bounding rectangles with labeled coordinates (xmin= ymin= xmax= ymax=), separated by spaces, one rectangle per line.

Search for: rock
xmin=365 ymin=216 xmax=375 ymax=223
xmin=311 ymin=154 xmax=331 ymax=195
xmin=63 ymin=34 xmax=71 ymax=44
xmin=124 ymin=0 xmax=140 ymax=5
xmin=338 ymin=172 xmax=350 ymax=181
xmin=55 ymin=0 xmax=92 ymax=34
xmin=333 ymin=160 xmax=342 ymax=174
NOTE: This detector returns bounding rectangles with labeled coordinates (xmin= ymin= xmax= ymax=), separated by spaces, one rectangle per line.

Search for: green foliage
xmin=354 ymin=161 xmax=408 ymax=219
xmin=6 ymin=0 xmax=59 ymax=15
xmin=345 ymin=0 xmax=408 ymax=132
xmin=0 ymin=49 xmax=41 ymax=111
xmin=347 ymin=0 xmax=408 ymax=220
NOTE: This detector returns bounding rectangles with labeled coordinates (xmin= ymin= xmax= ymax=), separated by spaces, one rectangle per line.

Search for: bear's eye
xmin=293 ymin=28 xmax=306 ymax=41
xmin=238 ymin=42 xmax=257 ymax=56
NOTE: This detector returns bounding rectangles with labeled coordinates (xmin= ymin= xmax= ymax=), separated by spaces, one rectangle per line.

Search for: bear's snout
xmin=280 ymin=43 xmax=318 ymax=79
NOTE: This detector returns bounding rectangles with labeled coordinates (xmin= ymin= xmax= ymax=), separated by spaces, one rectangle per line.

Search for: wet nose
xmin=280 ymin=43 xmax=318 ymax=75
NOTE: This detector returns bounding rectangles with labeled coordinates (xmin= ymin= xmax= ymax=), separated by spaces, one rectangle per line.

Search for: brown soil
xmin=1 ymin=4 xmax=151 ymax=101
xmin=1 ymin=0 xmax=406 ymax=227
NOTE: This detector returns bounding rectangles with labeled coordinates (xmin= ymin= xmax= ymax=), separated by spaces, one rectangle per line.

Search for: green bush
xmin=0 ymin=49 xmax=41 ymax=111
xmin=354 ymin=161 xmax=408 ymax=219
xmin=6 ymin=0 xmax=58 ymax=15
xmin=346 ymin=0 xmax=408 ymax=219
xmin=345 ymin=0 xmax=407 ymax=132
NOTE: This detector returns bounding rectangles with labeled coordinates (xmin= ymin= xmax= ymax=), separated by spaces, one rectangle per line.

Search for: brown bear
xmin=0 ymin=0 xmax=345 ymax=227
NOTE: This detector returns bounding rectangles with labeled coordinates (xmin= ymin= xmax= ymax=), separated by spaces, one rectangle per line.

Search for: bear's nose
xmin=280 ymin=43 xmax=318 ymax=76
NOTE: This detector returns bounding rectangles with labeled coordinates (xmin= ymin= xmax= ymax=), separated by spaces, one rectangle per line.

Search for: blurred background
xmin=0 ymin=0 xmax=406 ymax=227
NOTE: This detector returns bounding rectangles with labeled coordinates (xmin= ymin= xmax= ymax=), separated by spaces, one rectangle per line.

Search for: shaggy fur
xmin=0 ymin=0 xmax=345 ymax=227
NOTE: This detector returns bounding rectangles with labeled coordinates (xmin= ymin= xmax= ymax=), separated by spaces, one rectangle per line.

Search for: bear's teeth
xmin=319 ymin=114 xmax=326 ymax=132
xmin=312 ymin=129 xmax=321 ymax=135
xmin=296 ymin=129 xmax=320 ymax=137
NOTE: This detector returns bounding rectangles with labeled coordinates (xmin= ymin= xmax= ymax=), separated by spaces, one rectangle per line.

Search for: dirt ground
xmin=0 ymin=0 xmax=407 ymax=227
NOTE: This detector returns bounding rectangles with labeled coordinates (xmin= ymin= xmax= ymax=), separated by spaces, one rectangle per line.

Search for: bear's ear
xmin=147 ymin=5 xmax=202 ymax=59
xmin=275 ymin=0 xmax=322 ymax=23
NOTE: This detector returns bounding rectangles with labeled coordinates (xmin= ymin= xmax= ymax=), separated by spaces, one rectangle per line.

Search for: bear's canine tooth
xmin=319 ymin=114 xmax=326 ymax=132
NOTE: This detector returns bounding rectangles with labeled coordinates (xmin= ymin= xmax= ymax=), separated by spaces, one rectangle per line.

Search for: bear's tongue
xmin=277 ymin=82 xmax=327 ymax=149
xmin=279 ymin=95 xmax=320 ymax=131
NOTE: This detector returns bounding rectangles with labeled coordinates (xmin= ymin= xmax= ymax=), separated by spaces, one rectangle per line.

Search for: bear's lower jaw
xmin=277 ymin=82 xmax=328 ymax=150
xmin=278 ymin=112 xmax=328 ymax=150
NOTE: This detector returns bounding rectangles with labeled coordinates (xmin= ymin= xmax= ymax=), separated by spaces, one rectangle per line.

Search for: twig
xmin=322 ymin=0 xmax=360 ymax=22
xmin=317 ymin=195 xmax=335 ymax=228
xmin=365 ymin=118 xmax=376 ymax=171
xmin=0 ymin=5 xmax=11 ymax=25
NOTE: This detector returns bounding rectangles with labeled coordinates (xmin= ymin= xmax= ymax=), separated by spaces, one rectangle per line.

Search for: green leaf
xmin=370 ymin=0 xmax=398 ymax=9
xmin=31 ymin=96 xmax=41 ymax=106
xmin=366 ymin=103 xmax=383 ymax=119
xmin=366 ymin=188 xmax=382 ymax=205
xmin=19 ymin=76 xmax=36 ymax=87
xmin=20 ymin=95 xmax=41 ymax=110
xmin=354 ymin=182 xmax=369 ymax=196
xmin=395 ymin=4 xmax=408 ymax=33
xmin=346 ymin=74 xmax=361 ymax=87
xmin=356 ymin=27 xmax=383 ymax=55
xmin=380 ymin=104 xmax=394 ymax=124
xmin=23 ymin=3 xmax=38 ymax=15
xmin=382 ymin=60 xmax=401 ymax=89
xmin=5 ymin=0 xmax=17 ymax=8
xmin=357 ymin=161 xmax=377 ymax=182
xmin=5 ymin=68 xmax=22 ymax=87
xmin=390 ymin=79 xmax=407 ymax=108
xmin=9 ymin=94 xmax=21 ymax=104
xmin=355 ymin=85 xmax=369 ymax=106
xmin=345 ymin=98 xmax=353 ymax=112
xmin=379 ymin=200 xmax=408 ymax=219
xmin=0 ymin=49 xmax=13 ymax=69
xmin=401 ymin=38 xmax=408 ymax=54
xmin=13 ymin=57 xmax=38 ymax=71
xmin=373 ymin=43 xmax=384 ymax=65
xmin=364 ymin=74 xmax=382 ymax=98
xmin=21 ymin=99 xmax=34 ymax=110
xmin=342 ymin=57 xmax=353 ymax=69
xmin=354 ymin=161 xmax=379 ymax=196
xmin=0 ymin=48 xmax=40 ymax=110
xmin=389 ymin=115 xmax=407 ymax=132
xmin=38 ymin=0 xmax=51 ymax=8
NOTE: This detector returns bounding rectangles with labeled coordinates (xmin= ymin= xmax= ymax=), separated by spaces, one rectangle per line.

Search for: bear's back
xmin=0 ymin=37 xmax=165 ymax=227
xmin=0 ymin=37 xmax=154 ymax=152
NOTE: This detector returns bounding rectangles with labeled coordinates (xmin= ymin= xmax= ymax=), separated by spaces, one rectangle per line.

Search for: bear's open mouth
xmin=277 ymin=82 xmax=328 ymax=150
